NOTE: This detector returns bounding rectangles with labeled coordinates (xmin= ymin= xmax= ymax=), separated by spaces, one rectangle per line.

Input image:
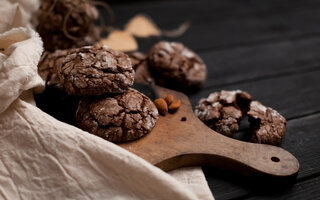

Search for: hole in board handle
xmin=271 ymin=156 xmax=280 ymax=162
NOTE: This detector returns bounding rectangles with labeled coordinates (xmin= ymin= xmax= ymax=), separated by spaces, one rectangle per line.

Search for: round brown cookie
xmin=36 ymin=0 xmax=100 ymax=52
xmin=38 ymin=51 xmax=66 ymax=90
xmin=128 ymin=52 xmax=154 ymax=84
xmin=57 ymin=46 xmax=135 ymax=95
xmin=129 ymin=52 xmax=147 ymax=69
xmin=247 ymin=101 xmax=286 ymax=145
xmin=148 ymin=41 xmax=206 ymax=91
xmin=76 ymin=88 xmax=159 ymax=143
xmin=194 ymin=90 xmax=252 ymax=137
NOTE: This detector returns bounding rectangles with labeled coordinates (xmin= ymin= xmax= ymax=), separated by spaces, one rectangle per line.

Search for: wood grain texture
xmin=108 ymin=0 xmax=320 ymax=199
xmin=281 ymin=114 xmax=320 ymax=180
xmin=191 ymin=70 xmax=320 ymax=200
xmin=246 ymin=176 xmax=320 ymax=200
xmin=189 ymin=70 xmax=320 ymax=119
xmin=111 ymin=0 xmax=320 ymax=52
xmin=204 ymin=113 xmax=320 ymax=200
xmin=200 ymin=37 xmax=320 ymax=88
xmin=120 ymin=86 xmax=299 ymax=178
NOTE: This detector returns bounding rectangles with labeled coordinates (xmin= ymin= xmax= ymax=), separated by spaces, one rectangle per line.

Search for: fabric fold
xmin=0 ymin=98 xmax=200 ymax=200
xmin=0 ymin=1 xmax=214 ymax=199
xmin=0 ymin=27 xmax=44 ymax=114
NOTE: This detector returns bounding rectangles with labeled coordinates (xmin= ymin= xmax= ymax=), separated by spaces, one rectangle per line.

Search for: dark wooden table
xmin=108 ymin=1 xmax=320 ymax=199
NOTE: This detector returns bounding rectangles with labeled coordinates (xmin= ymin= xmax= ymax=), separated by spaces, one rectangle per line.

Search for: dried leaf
xmin=97 ymin=30 xmax=138 ymax=52
xmin=162 ymin=21 xmax=191 ymax=37
xmin=124 ymin=14 xmax=161 ymax=38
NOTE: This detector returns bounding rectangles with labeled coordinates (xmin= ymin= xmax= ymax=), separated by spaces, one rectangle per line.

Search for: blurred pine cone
xmin=37 ymin=0 xmax=100 ymax=51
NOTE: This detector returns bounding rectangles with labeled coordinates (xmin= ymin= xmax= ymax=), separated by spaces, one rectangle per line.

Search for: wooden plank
xmin=203 ymin=167 xmax=250 ymax=200
xmin=283 ymin=114 xmax=320 ymax=179
xmin=110 ymin=1 xmax=320 ymax=91
xmin=189 ymin=70 xmax=320 ymax=118
xmin=197 ymin=71 xmax=320 ymax=200
xmin=110 ymin=0 xmax=320 ymax=52
xmin=111 ymin=0 xmax=320 ymax=26
xmin=200 ymin=37 xmax=320 ymax=88
xmin=190 ymin=67 xmax=320 ymax=200
xmin=123 ymin=35 xmax=320 ymax=90
xmin=188 ymin=71 xmax=320 ymax=200
xmin=100 ymin=1 xmax=320 ymax=199
xmin=204 ymin=113 xmax=320 ymax=200
xmin=246 ymin=175 xmax=320 ymax=200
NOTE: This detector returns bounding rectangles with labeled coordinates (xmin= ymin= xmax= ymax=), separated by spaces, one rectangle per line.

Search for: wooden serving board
xmin=120 ymin=86 xmax=300 ymax=178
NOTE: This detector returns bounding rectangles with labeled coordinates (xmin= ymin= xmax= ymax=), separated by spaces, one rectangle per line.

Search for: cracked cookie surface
xmin=38 ymin=50 xmax=67 ymax=90
xmin=76 ymin=88 xmax=159 ymax=143
xmin=195 ymin=90 xmax=252 ymax=137
xmin=248 ymin=101 xmax=286 ymax=145
xmin=148 ymin=41 xmax=206 ymax=90
xmin=39 ymin=46 xmax=135 ymax=95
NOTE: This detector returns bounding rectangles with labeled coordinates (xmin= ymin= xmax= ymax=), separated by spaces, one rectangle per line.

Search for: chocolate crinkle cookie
xmin=128 ymin=52 xmax=154 ymax=84
xmin=38 ymin=46 xmax=135 ymax=95
xmin=38 ymin=50 xmax=66 ymax=90
xmin=194 ymin=90 xmax=252 ymax=137
xmin=76 ymin=89 xmax=159 ymax=143
xmin=36 ymin=0 xmax=100 ymax=51
xmin=148 ymin=41 xmax=206 ymax=91
xmin=58 ymin=46 xmax=134 ymax=95
xmin=248 ymin=101 xmax=286 ymax=145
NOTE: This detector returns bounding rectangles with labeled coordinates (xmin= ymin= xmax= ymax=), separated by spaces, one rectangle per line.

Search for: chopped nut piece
xmin=165 ymin=94 xmax=174 ymax=105
xmin=154 ymin=98 xmax=168 ymax=115
xmin=169 ymin=99 xmax=181 ymax=113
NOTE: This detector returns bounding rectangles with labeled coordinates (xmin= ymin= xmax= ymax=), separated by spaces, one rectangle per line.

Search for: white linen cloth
xmin=0 ymin=1 xmax=214 ymax=199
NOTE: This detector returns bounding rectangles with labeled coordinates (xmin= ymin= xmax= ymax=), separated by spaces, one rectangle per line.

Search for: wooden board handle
xmin=120 ymin=87 xmax=299 ymax=178
xmin=155 ymin=130 xmax=300 ymax=177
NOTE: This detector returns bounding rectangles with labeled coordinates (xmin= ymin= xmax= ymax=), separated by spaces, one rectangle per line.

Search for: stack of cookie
xmin=38 ymin=46 xmax=159 ymax=143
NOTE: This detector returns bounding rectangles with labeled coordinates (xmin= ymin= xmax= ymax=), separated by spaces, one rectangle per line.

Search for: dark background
xmin=106 ymin=1 xmax=320 ymax=199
